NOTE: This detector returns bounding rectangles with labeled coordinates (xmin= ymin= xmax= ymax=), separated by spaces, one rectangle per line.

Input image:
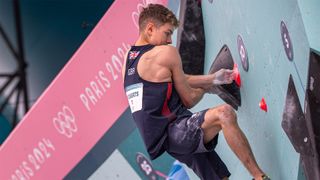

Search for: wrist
xmin=204 ymin=74 xmax=215 ymax=87
xmin=211 ymin=73 xmax=219 ymax=85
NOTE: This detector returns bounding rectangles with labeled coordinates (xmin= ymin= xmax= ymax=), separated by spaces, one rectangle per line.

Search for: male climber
xmin=122 ymin=3 xmax=270 ymax=180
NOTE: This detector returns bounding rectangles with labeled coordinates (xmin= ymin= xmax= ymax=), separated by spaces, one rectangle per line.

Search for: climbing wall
xmin=187 ymin=0 xmax=319 ymax=179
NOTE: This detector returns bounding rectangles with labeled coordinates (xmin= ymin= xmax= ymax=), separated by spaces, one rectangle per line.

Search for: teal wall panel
xmin=193 ymin=0 xmax=313 ymax=179
xmin=297 ymin=0 xmax=320 ymax=53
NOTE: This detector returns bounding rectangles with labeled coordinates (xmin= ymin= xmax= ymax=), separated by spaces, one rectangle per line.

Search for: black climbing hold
xmin=178 ymin=0 xmax=205 ymax=75
xmin=301 ymin=51 xmax=320 ymax=180
xmin=208 ymin=45 xmax=241 ymax=110
xmin=281 ymin=75 xmax=313 ymax=156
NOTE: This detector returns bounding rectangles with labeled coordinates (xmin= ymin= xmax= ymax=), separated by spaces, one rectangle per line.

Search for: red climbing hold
xmin=259 ymin=98 xmax=268 ymax=112
xmin=233 ymin=63 xmax=241 ymax=87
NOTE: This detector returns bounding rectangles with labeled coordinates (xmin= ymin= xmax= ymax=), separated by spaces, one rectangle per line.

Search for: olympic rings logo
xmin=53 ymin=106 xmax=77 ymax=138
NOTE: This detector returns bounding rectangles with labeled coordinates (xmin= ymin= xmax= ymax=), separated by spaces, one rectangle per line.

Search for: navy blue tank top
xmin=124 ymin=44 xmax=192 ymax=159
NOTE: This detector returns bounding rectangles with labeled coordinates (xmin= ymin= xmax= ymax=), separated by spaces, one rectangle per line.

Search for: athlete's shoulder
xmin=152 ymin=45 xmax=179 ymax=59
xmin=151 ymin=45 xmax=180 ymax=68
xmin=153 ymin=45 xmax=178 ymax=52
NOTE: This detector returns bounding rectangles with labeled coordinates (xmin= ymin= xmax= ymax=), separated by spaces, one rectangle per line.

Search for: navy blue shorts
xmin=166 ymin=109 xmax=231 ymax=179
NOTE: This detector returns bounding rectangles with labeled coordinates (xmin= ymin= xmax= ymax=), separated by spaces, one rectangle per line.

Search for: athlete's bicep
xmin=165 ymin=47 xmax=194 ymax=107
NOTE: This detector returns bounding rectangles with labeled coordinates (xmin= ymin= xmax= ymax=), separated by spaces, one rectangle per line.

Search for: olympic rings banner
xmin=0 ymin=0 xmax=167 ymax=179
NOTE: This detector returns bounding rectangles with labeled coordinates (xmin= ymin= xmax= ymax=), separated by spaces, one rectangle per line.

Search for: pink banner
xmin=0 ymin=0 xmax=167 ymax=179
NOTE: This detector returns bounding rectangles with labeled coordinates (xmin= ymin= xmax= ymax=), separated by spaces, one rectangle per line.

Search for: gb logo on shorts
xmin=125 ymin=83 xmax=143 ymax=113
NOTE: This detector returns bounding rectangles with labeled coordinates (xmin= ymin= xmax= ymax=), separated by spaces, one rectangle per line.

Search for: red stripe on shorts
xmin=161 ymin=82 xmax=172 ymax=116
